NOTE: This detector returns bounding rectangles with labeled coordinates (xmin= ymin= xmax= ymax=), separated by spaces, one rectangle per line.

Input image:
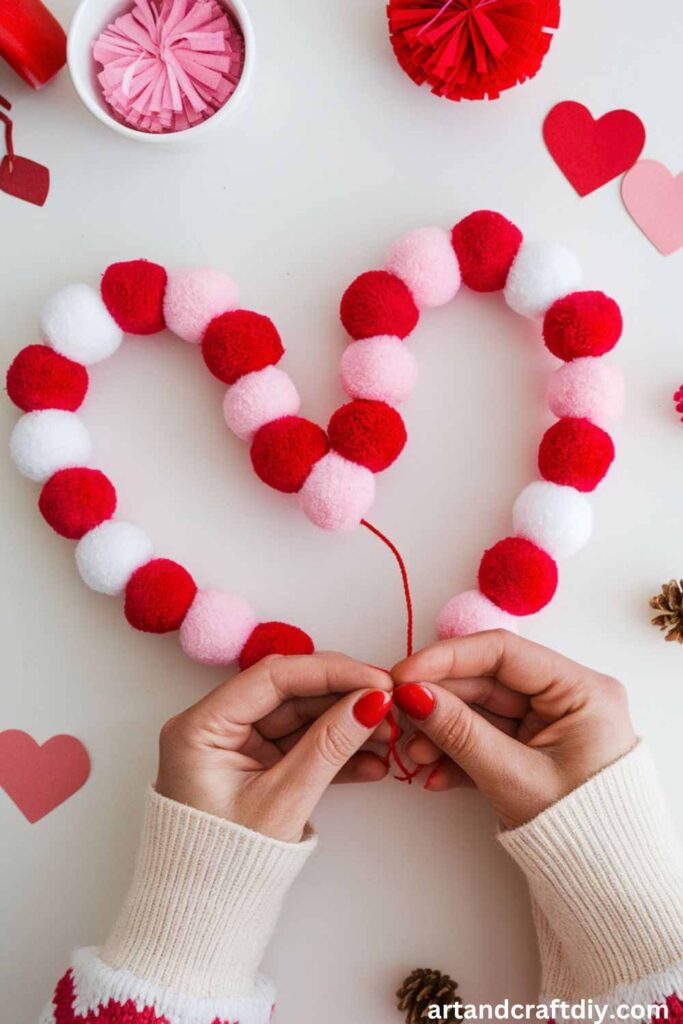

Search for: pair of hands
xmin=156 ymin=631 xmax=636 ymax=841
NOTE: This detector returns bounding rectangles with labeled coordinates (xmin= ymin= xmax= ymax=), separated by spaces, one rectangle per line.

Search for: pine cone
xmin=397 ymin=968 xmax=460 ymax=1024
xmin=650 ymin=579 xmax=683 ymax=644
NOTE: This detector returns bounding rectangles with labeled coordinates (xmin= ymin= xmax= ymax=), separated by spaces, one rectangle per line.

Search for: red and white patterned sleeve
xmin=499 ymin=742 xmax=683 ymax=1021
xmin=38 ymin=789 xmax=316 ymax=1024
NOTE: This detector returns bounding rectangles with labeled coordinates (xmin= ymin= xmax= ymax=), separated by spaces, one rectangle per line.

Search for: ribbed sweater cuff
xmin=101 ymin=789 xmax=317 ymax=998
xmin=499 ymin=743 xmax=683 ymax=998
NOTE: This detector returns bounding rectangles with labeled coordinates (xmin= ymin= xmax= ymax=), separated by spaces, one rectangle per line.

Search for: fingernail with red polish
xmin=424 ymin=757 xmax=446 ymax=790
xmin=394 ymin=683 xmax=435 ymax=720
xmin=353 ymin=690 xmax=393 ymax=728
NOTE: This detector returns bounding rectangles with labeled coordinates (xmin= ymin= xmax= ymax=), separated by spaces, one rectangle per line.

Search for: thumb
xmin=267 ymin=689 xmax=393 ymax=818
xmin=394 ymin=682 xmax=534 ymax=798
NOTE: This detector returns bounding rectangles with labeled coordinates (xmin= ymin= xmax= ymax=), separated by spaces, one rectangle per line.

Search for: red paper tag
xmin=0 ymin=154 xmax=49 ymax=206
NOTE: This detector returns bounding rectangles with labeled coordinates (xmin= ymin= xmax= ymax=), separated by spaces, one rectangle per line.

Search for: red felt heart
xmin=0 ymin=729 xmax=90 ymax=823
xmin=543 ymin=101 xmax=646 ymax=197
xmin=0 ymin=154 xmax=50 ymax=206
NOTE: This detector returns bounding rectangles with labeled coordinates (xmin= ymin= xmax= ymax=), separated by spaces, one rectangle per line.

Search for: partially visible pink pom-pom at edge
xmin=93 ymin=0 xmax=245 ymax=135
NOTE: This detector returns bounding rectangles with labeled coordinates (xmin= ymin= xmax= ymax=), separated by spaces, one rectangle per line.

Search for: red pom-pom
xmin=340 ymin=271 xmax=419 ymax=341
xmin=479 ymin=537 xmax=558 ymax=615
xmin=124 ymin=558 xmax=197 ymax=634
xmin=451 ymin=211 xmax=523 ymax=292
xmin=328 ymin=399 xmax=407 ymax=472
xmin=101 ymin=260 xmax=167 ymax=335
xmin=675 ymin=386 xmax=683 ymax=423
xmin=6 ymin=344 xmax=88 ymax=412
xmin=538 ymin=417 xmax=615 ymax=492
xmin=39 ymin=468 xmax=117 ymax=539
xmin=387 ymin=0 xmax=560 ymax=102
xmin=543 ymin=292 xmax=623 ymax=361
xmin=251 ymin=416 xmax=329 ymax=493
xmin=239 ymin=621 xmax=315 ymax=670
xmin=202 ymin=310 xmax=284 ymax=384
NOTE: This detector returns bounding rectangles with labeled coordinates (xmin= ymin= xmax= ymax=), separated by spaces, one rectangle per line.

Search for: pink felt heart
xmin=0 ymin=729 xmax=90 ymax=823
xmin=622 ymin=160 xmax=683 ymax=256
xmin=543 ymin=101 xmax=646 ymax=197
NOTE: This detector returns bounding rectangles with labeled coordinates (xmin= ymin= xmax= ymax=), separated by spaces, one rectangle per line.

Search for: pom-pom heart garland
xmin=386 ymin=0 xmax=561 ymax=102
xmin=6 ymin=212 xmax=623 ymax=677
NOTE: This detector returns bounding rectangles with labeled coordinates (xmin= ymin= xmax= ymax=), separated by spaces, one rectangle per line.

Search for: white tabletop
xmin=1 ymin=2 xmax=682 ymax=1021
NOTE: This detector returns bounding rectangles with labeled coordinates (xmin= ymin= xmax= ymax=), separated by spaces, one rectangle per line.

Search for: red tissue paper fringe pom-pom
xmin=386 ymin=0 xmax=561 ymax=102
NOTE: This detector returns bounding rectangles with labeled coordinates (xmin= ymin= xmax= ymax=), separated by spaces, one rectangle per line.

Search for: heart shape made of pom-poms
xmin=7 ymin=211 xmax=624 ymax=675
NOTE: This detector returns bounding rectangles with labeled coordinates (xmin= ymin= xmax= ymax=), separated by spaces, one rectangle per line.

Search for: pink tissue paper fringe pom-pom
xmin=93 ymin=0 xmax=245 ymax=134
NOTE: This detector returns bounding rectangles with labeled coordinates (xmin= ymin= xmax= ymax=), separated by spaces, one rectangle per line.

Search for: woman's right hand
xmin=392 ymin=631 xmax=637 ymax=829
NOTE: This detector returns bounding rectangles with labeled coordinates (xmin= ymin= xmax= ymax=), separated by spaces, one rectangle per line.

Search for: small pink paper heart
xmin=622 ymin=160 xmax=683 ymax=256
xmin=0 ymin=729 xmax=90 ymax=823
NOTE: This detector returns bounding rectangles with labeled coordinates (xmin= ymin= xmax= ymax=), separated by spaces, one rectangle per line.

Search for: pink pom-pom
xmin=223 ymin=366 xmax=301 ymax=440
xmin=164 ymin=267 xmax=239 ymax=344
xmin=341 ymin=335 xmax=418 ymax=406
xmin=299 ymin=452 xmax=375 ymax=531
xmin=179 ymin=589 xmax=258 ymax=666
xmin=547 ymin=358 xmax=625 ymax=427
xmin=385 ymin=227 xmax=461 ymax=309
xmin=436 ymin=590 xmax=518 ymax=639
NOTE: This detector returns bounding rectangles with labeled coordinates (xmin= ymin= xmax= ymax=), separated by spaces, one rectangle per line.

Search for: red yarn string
xmin=361 ymin=518 xmax=414 ymax=656
xmin=361 ymin=518 xmax=423 ymax=783
xmin=0 ymin=95 xmax=15 ymax=171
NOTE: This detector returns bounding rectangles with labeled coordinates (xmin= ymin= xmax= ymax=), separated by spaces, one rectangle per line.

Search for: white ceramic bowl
xmin=67 ymin=0 xmax=254 ymax=145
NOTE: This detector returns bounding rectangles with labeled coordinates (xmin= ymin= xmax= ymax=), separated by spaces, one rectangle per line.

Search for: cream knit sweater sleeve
xmin=38 ymin=789 xmax=317 ymax=1024
xmin=499 ymin=742 xmax=683 ymax=1018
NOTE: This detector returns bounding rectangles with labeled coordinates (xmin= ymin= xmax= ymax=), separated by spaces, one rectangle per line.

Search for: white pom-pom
xmin=10 ymin=410 xmax=92 ymax=482
xmin=504 ymin=241 xmax=582 ymax=320
xmin=512 ymin=481 xmax=593 ymax=559
xmin=76 ymin=521 xmax=153 ymax=595
xmin=41 ymin=284 xmax=123 ymax=365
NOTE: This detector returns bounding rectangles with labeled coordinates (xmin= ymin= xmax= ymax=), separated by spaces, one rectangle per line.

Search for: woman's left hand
xmin=155 ymin=652 xmax=394 ymax=843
